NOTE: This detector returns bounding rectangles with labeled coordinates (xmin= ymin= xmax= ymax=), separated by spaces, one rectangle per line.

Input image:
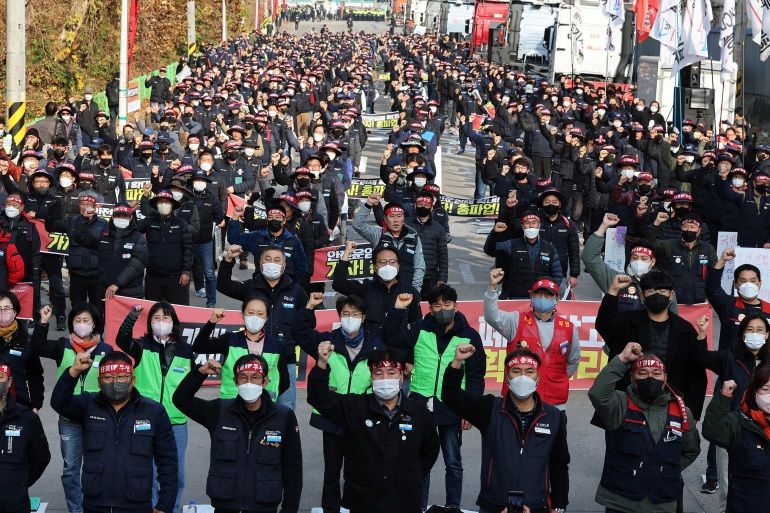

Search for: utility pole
xmin=255 ymin=0 xmax=260 ymax=31
xmin=222 ymin=0 xmax=228 ymax=42
xmin=187 ymin=0 xmax=197 ymax=56
xmin=6 ymin=0 xmax=26 ymax=147
xmin=734 ymin=0 xmax=745 ymax=120
xmin=118 ymin=0 xmax=129 ymax=131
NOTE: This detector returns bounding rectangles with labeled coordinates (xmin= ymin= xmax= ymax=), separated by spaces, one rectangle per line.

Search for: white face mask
xmin=340 ymin=316 xmax=362 ymax=335
xmin=685 ymin=155 xmax=695 ymax=164
xmin=73 ymin=322 xmax=94 ymax=338
xmin=650 ymin=106 xmax=659 ymax=113
xmin=313 ymin=133 xmax=324 ymax=142
xmin=244 ymin=315 xmax=267 ymax=333
xmin=663 ymin=201 xmax=672 ymax=210
xmin=189 ymin=143 xmax=200 ymax=151
xmin=622 ymin=169 xmax=635 ymax=179
xmin=414 ymin=177 xmax=427 ymax=188
xmin=60 ymin=177 xmax=74 ymax=188
xmin=733 ymin=177 xmax=745 ymax=188
xmin=237 ymin=383 xmax=263 ymax=403
xmin=613 ymin=120 xmax=623 ymax=128
xmin=113 ymin=217 xmax=130 ymax=229
xmin=85 ymin=94 xmax=93 ymax=101
xmin=636 ymin=105 xmax=644 ymax=111
xmin=597 ymin=109 xmax=606 ymax=116
xmin=523 ymin=227 xmax=540 ymax=240
xmin=244 ymin=147 xmax=255 ymax=157
xmin=268 ymin=110 xmax=277 ymax=118
xmin=151 ymin=320 xmax=173 ymax=339
xmin=756 ymin=393 xmax=770 ymax=414
xmin=193 ymin=181 xmax=208 ymax=192
xmin=372 ymin=378 xmax=401 ymax=401
xmin=200 ymin=162 xmax=213 ymax=172
xmin=261 ymin=262 xmax=283 ymax=281
xmin=22 ymin=161 xmax=35 ymax=171
xmin=508 ymin=375 xmax=537 ymax=399
xmin=297 ymin=201 xmax=311 ymax=213
xmin=738 ymin=282 xmax=760 ymax=300
xmin=627 ymin=260 xmax=652 ymax=278
xmin=744 ymin=332 xmax=767 ymax=350
xmin=61 ymin=115 xmax=71 ymax=124
xmin=4 ymin=207 xmax=19 ymax=219
xmin=377 ymin=264 xmax=398 ymax=281
xmin=326 ymin=152 xmax=336 ymax=162
xmin=157 ymin=202 xmax=173 ymax=216
xmin=171 ymin=191 xmax=184 ymax=202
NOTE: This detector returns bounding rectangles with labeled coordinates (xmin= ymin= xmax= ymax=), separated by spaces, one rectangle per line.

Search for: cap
xmin=149 ymin=190 xmax=180 ymax=209
xmin=529 ymin=278 xmax=560 ymax=295
xmin=671 ymin=192 xmax=694 ymax=204
xmin=113 ymin=202 xmax=134 ymax=216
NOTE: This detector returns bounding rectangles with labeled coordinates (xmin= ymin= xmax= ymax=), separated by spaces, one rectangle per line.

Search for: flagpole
xmin=675 ymin=0 xmax=682 ymax=135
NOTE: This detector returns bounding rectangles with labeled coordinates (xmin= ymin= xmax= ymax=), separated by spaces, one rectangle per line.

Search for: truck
xmin=470 ymin=0 xmax=509 ymax=51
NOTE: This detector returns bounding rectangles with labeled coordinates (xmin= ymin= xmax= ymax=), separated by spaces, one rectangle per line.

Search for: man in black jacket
xmin=536 ymin=189 xmax=581 ymax=292
xmin=443 ymin=346 xmax=570 ymax=513
xmin=145 ymin=68 xmax=172 ymax=109
xmin=173 ymin=354 xmax=302 ymax=513
xmin=406 ymin=192 xmax=448 ymax=299
xmin=308 ymin=345 xmax=440 ymax=513
xmin=188 ymin=170 xmax=224 ymax=307
xmin=0 ymin=357 xmax=50 ymax=513
xmin=51 ymin=351 xmax=178 ymax=513
xmin=596 ymin=270 xmax=710 ymax=419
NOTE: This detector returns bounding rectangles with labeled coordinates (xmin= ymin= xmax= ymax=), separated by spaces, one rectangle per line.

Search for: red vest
xmin=501 ymin=311 xmax=573 ymax=405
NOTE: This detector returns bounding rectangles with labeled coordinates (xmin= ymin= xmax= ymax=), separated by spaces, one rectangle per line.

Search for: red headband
xmin=0 ymin=364 xmax=10 ymax=376
xmin=369 ymin=359 xmax=404 ymax=372
xmin=416 ymin=196 xmax=434 ymax=206
xmin=267 ymin=208 xmax=286 ymax=219
xmin=235 ymin=361 xmax=266 ymax=376
xmin=631 ymin=246 xmax=655 ymax=258
xmin=99 ymin=363 xmax=133 ymax=376
xmin=631 ymin=358 xmax=666 ymax=372
xmin=521 ymin=214 xmax=540 ymax=223
xmin=384 ymin=205 xmax=404 ymax=216
xmin=506 ymin=356 xmax=540 ymax=370
xmin=682 ymin=218 xmax=701 ymax=228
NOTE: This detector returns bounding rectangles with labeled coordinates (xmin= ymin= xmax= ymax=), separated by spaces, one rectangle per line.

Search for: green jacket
xmin=702 ymin=391 xmax=769 ymax=451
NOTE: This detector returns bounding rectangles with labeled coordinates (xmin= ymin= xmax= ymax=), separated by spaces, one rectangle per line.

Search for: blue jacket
xmin=226 ymin=221 xmax=308 ymax=280
xmin=50 ymin=372 xmax=178 ymax=513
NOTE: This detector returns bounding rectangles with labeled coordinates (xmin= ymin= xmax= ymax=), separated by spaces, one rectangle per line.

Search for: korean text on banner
xmin=311 ymin=243 xmax=374 ymax=282
xmin=31 ymin=219 xmax=69 ymax=256
xmin=604 ymin=226 xmax=627 ymax=273
xmin=361 ymin=112 xmax=400 ymax=129
xmin=346 ymin=179 xmax=385 ymax=199
xmin=716 ymin=231 xmax=737 ymax=294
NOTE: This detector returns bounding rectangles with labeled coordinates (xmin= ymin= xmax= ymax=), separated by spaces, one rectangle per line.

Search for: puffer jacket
xmin=406 ymin=216 xmax=448 ymax=283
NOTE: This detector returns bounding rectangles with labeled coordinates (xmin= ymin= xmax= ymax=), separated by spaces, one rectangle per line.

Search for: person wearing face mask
xmin=173 ymin=353 xmax=302 ymax=513
xmin=53 ymin=107 xmax=83 ymax=158
xmin=51 ymin=351 xmax=179 ymax=513
xmin=145 ymin=67 xmax=172 ymax=110
xmin=707 ymin=248 xmax=770 ymax=351
xmin=116 ymin=301 xmax=193 ymax=513
xmin=718 ymin=168 xmax=770 ymax=248
xmin=295 ymin=293 xmax=382 ymax=513
xmin=0 ymin=355 xmax=50 ymax=513
xmin=76 ymin=87 xmax=101 ymax=145
xmin=186 ymin=170 xmax=224 ymax=307
xmin=34 ymin=302 xmax=112 ymax=513
xmin=485 ymin=210 xmax=562 ymax=299
xmin=443 ymin=346 xmax=570 ymax=513
xmin=703 ymin=365 xmax=770 ymax=513
xmin=647 ymin=192 xmax=712 ymax=243
xmin=294 ymin=190 xmax=329 ymax=253
xmin=406 ymin=193 xmax=448 ymax=299
xmin=597 ymin=272 xmax=709 ymax=420
xmin=286 ymin=166 xmax=329 ymax=224
xmin=651 ymin=214 xmax=716 ymax=304
xmin=534 ymin=189 xmax=581 ymax=291
xmin=46 ymin=192 xmax=109 ymax=314
xmin=116 ymin=139 xmax=159 ymax=180
xmin=300 ymin=153 xmax=340 ymax=230
xmin=385 ymin=285 xmax=486 ymax=512
xmin=493 ymin=156 xmax=537 ymax=218
xmin=49 ymin=162 xmax=84 ymax=216
xmin=484 ymin=272 xmax=581 ymax=410
xmin=135 ymin=190 xmax=193 ymax=305
xmin=0 ymin=292 xmax=44 ymax=414
xmin=73 ymin=202 xmax=147 ymax=300
xmin=217 ymin=140 xmax=257 ymax=199
xmin=0 ymin=194 xmax=39 ymax=288
xmin=308 ymin=344 xmax=439 ymax=513
xmin=589 ymin=343 xmax=701 ymax=513
xmin=86 ymin=147 xmax=127 ymax=204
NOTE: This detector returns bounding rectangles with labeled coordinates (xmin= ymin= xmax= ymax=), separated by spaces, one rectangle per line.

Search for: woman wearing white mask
xmin=115 ymin=301 xmax=194 ymax=513
xmin=308 ymin=343 xmax=440 ymax=513
xmin=443 ymin=345 xmax=570 ymax=513
xmin=295 ymin=292 xmax=382 ymax=513
xmin=192 ymin=295 xmax=289 ymax=400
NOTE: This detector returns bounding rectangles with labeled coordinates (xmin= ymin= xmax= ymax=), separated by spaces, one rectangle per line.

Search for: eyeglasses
xmin=341 ymin=312 xmax=363 ymax=319
xmin=100 ymin=375 xmax=132 ymax=383
xmin=0 ymin=307 xmax=14 ymax=313
xmin=376 ymin=260 xmax=398 ymax=266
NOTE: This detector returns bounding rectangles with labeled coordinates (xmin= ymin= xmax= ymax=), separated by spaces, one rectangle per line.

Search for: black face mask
xmin=416 ymin=206 xmax=431 ymax=218
xmin=295 ymin=178 xmax=310 ymax=188
xmin=634 ymin=377 xmax=665 ymax=403
xmin=757 ymin=184 xmax=769 ymax=194
xmin=514 ymin=172 xmax=529 ymax=181
xmin=101 ymin=381 xmax=132 ymax=403
xmin=53 ymin=149 xmax=66 ymax=159
xmin=267 ymin=219 xmax=283 ymax=233
xmin=225 ymin=151 xmax=238 ymax=161
xmin=100 ymin=158 xmax=112 ymax=167
xmin=644 ymin=292 xmax=670 ymax=314
xmin=673 ymin=206 xmax=690 ymax=218
xmin=80 ymin=182 xmax=93 ymax=190
xmin=142 ymin=152 xmax=153 ymax=160
xmin=682 ymin=230 xmax=698 ymax=243
xmin=245 ymin=123 xmax=254 ymax=130
xmin=542 ymin=204 xmax=559 ymax=216
xmin=158 ymin=143 xmax=169 ymax=152
xmin=34 ymin=186 xmax=49 ymax=196
xmin=638 ymin=184 xmax=652 ymax=195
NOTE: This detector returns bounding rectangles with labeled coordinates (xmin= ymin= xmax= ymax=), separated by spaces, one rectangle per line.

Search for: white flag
xmin=747 ymin=0 xmax=770 ymax=60
xmin=602 ymin=0 xmax=626 ymax=27
xmin=651 ymin=0 xmax=681 ymax=66
xmin=719 ymin=0 xmax=738 ymax=81
xmin=571 ymin=6 xmax=586 ymax=64
xmin=673 ymin=0 xmax=713 ymax=75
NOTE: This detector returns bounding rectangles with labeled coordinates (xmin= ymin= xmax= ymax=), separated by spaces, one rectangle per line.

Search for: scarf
xmin=343 ymin=329 xmax=365 ymax=348
xmin=0 ymin=321 xmax=18 ymax=341
xmin=71 ymin=334 xmax=99 ymax=354
xmin=741 ymin=394 xmax=770 ymax=441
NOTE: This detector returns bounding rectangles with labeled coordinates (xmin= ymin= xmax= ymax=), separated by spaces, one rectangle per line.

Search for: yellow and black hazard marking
xmin=187 ymin=42 xmax=197 ymax=56
xmin=7 ymin=102 xmax=26 ymax=146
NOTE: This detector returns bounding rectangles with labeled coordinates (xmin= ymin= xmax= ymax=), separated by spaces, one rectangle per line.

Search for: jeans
xmin=193 ymin=241 xmax=217 ymax=305
xmin=277 ymin=363 xmax=297 ymax=410
xmin=474 ymin=163 xmax=490 ymax=201
xmin=152 ymin=423 xmax=187 ymax=513
xmin=459 ymin=122 xmax=469 ymax=151
xmin=422 ymin=423 xmax=463 ymax=509
xmin=59 ymin=418 xmax=84 ymax=513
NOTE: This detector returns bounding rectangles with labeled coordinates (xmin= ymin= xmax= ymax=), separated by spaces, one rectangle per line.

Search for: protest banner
xmin=105 ymin=296 xmax=712 ymax=391
xmin=377 ymin=72 xmax=391 ymax=81
xmin=311 ymin=243 xmax=373 ymax=282
xmin=361 ymin=111 xmax=400 ymax=129
xmin=11 ymin=282 xmax=33 ymax=319
xmin=346 ymin=178 xmax=385 ymax=199
xmin=717 ymin=231 xmax=738 ymax=294
xmin=604 ymin=226 xmax=627 ymax=273
xmin=440 ymin=195 xmax=499 ymax=217
xmin=96 ymin=203 xmax=115 ymax=221
xmin=31 ymin=219 xmax=69 ymax=256
xmin=125 ymin=178 xmax=150 ymax=202
xmin=226 ymin=194 xmax=266 ymax=220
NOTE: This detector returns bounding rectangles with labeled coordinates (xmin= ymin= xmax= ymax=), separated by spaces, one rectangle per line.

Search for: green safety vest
xmin=134 ymin=351 xmax=191 ymax=425
xmin=220 ymin=347 xmax=281 ymax=401
xmin=311 ymin=351 xmax=372 ymax=416
xmin=56 ymin=346 xmax=109 ymax=395
xmin=410 ymin=331 xmax=467 ymax=399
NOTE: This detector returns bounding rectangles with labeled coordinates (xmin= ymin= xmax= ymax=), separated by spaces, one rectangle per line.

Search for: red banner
xmin=226 ymin=193 xmax=265 ymax=220
xmin=104 ymin=296 xmax=713 ymax=393
xmin=634 ymin=0 xmax=659 ymax=42
xmin=311 ymin=243 xmax=374 ymax=282
xmin=127 ymin=0 xmax=139 ymax=75
xmin=11 ymin=282 xmax=33 ymax=320
xmin=31 ymin=219 xmax=70 ymax=256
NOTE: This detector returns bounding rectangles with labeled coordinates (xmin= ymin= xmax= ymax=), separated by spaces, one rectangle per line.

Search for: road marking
xmin=459 ymin=262 xmax=475 ymax=283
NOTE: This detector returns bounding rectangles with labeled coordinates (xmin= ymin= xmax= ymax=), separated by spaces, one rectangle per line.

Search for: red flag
xmin=127 ymin=0 xmax=139 ymax=74
xmin=635 ymin=0 xmax=659 ymax=42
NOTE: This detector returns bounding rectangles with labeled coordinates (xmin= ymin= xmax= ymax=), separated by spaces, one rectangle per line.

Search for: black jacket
xmin=172 ymin=370 xmax=302 ymax=513
xmin=307 ymin=365 xmax=440 ymax=513
xmin=0 ymin=396 xmax=50 ymax=513
xmin=190 ymin=189 xmax=225 ymax=244
xmin=47 ymin=215 xmax=108 ymax=277
xmin=50 ymin=372 xmax=178 ymax=513
xmin=595 ymin=294 xmax=709 ymax=419
xmin=539 ymin=214 xmax=580 ymax=279
xmin=406 ymin=215 xmax=448 ymax=283
xmin=136 ymin=213 xmax=193 ymax=276
xmin=145 ymin=75 xmax=171 ymax=103
xmin=0 ymin=325 xmax=44 ymax=410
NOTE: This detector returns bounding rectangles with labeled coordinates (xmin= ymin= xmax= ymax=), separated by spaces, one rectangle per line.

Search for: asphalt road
xmin=27 ymin=19 xmax=720 ymax=513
